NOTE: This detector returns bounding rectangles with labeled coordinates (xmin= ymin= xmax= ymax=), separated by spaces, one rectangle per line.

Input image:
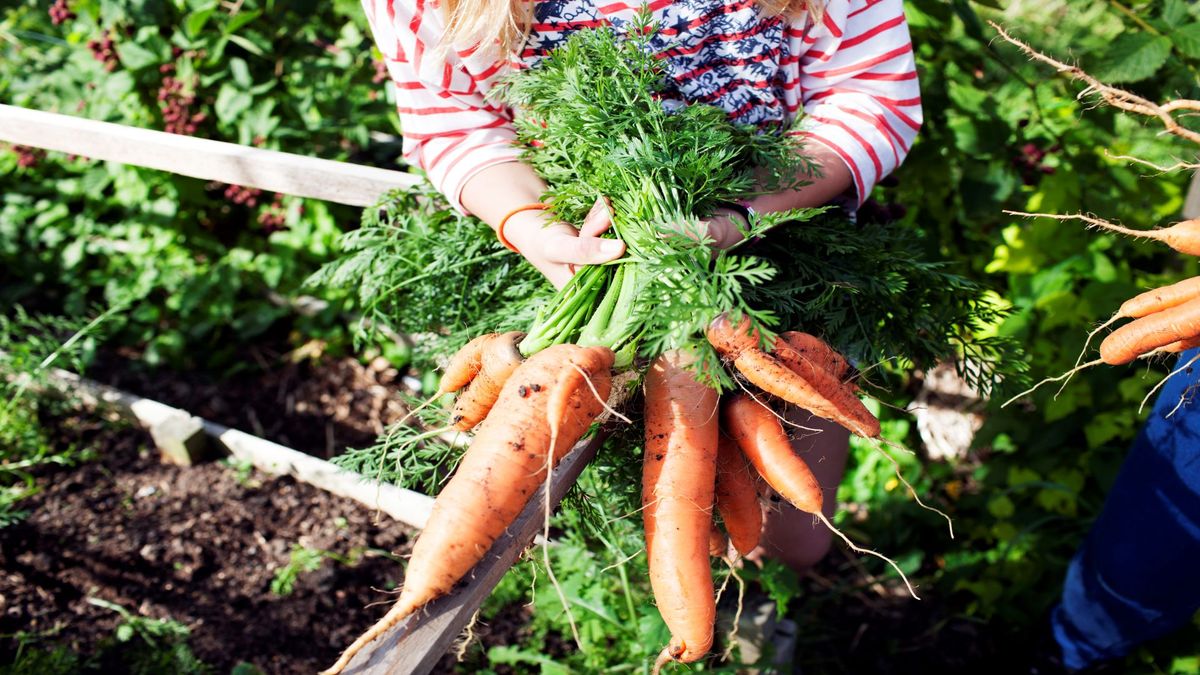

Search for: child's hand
xmin=705 ymin=207 xmax=751 ymax=249
xmin=506 ymin=197 xmax=625 ymax=289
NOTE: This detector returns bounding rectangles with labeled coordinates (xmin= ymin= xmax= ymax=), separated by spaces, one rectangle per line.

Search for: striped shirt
xmin=362 ymin=0 xmax=922 ymax=212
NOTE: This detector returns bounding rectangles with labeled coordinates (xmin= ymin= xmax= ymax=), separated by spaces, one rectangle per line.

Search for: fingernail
xmin=600 ymin=240 xmax=624 ymax=255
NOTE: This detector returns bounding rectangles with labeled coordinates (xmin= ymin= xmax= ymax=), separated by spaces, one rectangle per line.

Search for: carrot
xmin=722 ymin=393 xmax=823 ymax=515
xmin=704 ymin=312 xmax=760 ymax=357
xmin=1099 ymin=295 xmax=1200 ymax=365
xmin=1118 ymin=277 xmax=1200 ymax=319
xmin=777 ymin=331 xmax=851 ymax=381
xmin=772 ymin=338 xmax=876 ymax=431
xmin=707 ymin=315 xmax=880 ymax=437
xmin=1087 ymin=217 xmax=1200 ymax=256
xmin=1162 ymin=335 xmax=1200 ymax=353
xmin=643 ymin=349 xmax=719 ymax=671
xmin=438 ymin=333 xmax=496 ymax=395
xmin=714 ymin=434 xmax=763 ymax=557
xmin=449 ymin=331 xmax=525 ymax=431
xmin=708 ymin=523 xmax=728 ymax=558
xmin=737 ymin=349 xmax=880 ymax=438
xmin=322 ymin=344 xmax=613 ymax=675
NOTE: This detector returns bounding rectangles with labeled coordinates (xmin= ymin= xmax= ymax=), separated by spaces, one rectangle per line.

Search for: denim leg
xmin=1052 ymin=349 xmax=1200 ymax=670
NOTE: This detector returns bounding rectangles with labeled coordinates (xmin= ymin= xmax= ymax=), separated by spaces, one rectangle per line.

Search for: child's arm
xmin=707 ymin=0 xmax=922 ymax=247
xmin=362 ymin=0 xmax=623 ymax=288
xmin=791 ymin=0 xmax=922 ymax=205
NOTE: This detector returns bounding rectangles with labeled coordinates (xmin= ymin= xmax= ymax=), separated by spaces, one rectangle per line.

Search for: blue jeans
xmin=1052 ymin=349 xmax=1200 ymax=670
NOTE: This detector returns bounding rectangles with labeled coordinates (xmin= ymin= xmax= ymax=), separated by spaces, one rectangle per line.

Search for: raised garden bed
xmin=0 ymin=416 xmax=527 ymax=674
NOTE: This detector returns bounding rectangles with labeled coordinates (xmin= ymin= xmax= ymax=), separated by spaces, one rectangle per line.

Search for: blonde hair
xmin=443 ymin=0 xmax=825 ymax=58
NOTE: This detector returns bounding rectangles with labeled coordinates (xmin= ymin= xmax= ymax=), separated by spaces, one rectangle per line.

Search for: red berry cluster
xmin=157 ymin=67 xmax=208 ymax=135
xmin=87 ymin=31 xmax=119 ymax=71
xmin=49 ymin=0 xmax=75 ymax=25
xmin=11 ymin=145 xmax=46 ymax=169
xmin=224 ymin=184 xmax=262 ymax=207
xmin=257 ymin=194 xmax=289 ymax=234
xmin=1013 ymin=142 xmax=1058 ymax=185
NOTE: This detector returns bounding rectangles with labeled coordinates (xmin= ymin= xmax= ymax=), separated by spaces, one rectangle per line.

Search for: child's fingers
xmin=542 ymin=230 xmax=625 ymax=265
xmin=579 ymin=196 xmax=614 ymax=238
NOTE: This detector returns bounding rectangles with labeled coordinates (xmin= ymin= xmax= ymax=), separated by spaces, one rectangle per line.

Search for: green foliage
xmin=307 ymin=187 xmax=548 ymax=364
xmin=0 ymin=307 xmax=114 ymax=526
xmin=3 ymin=600 xmax=212 ymax=675
xmin=269 ymin=545 xmax=329 ymax=596
xmin=0 ymin=0 xmax=401 ymax=370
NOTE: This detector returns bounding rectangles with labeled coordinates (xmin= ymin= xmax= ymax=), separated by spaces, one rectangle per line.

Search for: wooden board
xmin=0 ymin=104 xmax=421 ymax=206
xmin=32 ymin=366 xmax=436 ymax=529
xmin=342 ymin=432 xmax=605 ymax=675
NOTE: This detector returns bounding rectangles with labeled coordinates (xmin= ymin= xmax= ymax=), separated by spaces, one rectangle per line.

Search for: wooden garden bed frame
xmin=0 ymin=104 xmax=605 ymax=674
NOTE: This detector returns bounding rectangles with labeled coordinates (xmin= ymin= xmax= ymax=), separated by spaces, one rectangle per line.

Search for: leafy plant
xmin=87 ymin=598 xmax=210 ymax=675
xmin=269 ymin=543 xmax=354 ymax=596
xmin=0 ymin=306 xmax=116 ymax=526
xmin=0 ymin=0 xmax=402 ymax=371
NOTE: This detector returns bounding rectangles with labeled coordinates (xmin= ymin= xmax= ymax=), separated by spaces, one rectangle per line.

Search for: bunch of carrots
xmin=319 ymin=14 xmax=999 ymax=674
xmin=322 ymin=311 xmax=883 ymax=674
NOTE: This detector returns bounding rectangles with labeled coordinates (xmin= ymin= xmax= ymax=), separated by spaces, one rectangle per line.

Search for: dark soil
xmin=88 ymin=348 xmax=413 ymax=460
xmin=0 ymin=419 xmax=519 ymax=674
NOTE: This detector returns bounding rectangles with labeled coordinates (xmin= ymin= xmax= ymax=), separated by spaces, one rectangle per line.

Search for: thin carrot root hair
xmin=453 ymin=609 xmax=482 ymax=661
xmin=717 ymin=560 xmax=746 ymax=662
xmin=868 ymin=438 xmax=954 ymax=539
xmin=853 ymin=355 xmax=902 ymax=386
xmin=1003 ymin=358 xmax=1106 ymax=407
xmin=1139 ymin=352 xmax=1200 ymax=414
xmin=1006 ymin=342 xmax=1189 ymax=407
xmin=876 ymin=434 xmax=916 ymax=457
xmin=1057 ymin=314 xmax=1122 ymax=396
xmin=1166 ymin=380 xmax=1200 ymax=418
xmin=815 ymin=511 xmax=919 ymax=600
xmin=542 ymin=363 xmax=584 ymax=649
xmin=570 ymin=362 xmax=633 ymax=424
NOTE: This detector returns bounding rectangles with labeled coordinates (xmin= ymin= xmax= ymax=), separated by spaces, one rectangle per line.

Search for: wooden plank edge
xmin=342 ymin=431 xmax=606 ymax=675
xmin=38 ymin=366 xmax=435 ymax=529
xmin=0 ymin=104 xmax=422 ymax=206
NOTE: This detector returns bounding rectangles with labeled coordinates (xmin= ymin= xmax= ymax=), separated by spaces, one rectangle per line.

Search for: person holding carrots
xmin=361 ymin=0 xmax=921 ymax=571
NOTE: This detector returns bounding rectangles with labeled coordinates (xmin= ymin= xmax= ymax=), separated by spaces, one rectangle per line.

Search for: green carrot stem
xmin=577 ymin=264 xmax=623 ymax=346
xmin=519 ymin=264 xmax=607 ymax=355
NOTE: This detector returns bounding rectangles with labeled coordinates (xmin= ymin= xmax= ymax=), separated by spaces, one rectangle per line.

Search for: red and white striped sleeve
xmin=794 ymin=0 xmax=922 ymax=204
xmin=362 ymin=0 xmax=521 ymax=213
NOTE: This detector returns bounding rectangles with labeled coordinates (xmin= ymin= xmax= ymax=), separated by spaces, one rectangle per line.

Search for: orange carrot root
xmin=1100 ymin=296 xmax=1200 ymax=365
xmin=705 ymin=312 xmax=760 ymax=358
xmin=1119 ymin=277 xmax=1200 ymax=318
xmin=722 ymin=393 xmax=823 ymax=515
xmin=708 ymin=523 xmax=729 ymax=558
xmin=449 ymin=331 xmax=525 ymax=431
xmin=777 ymin=331 xmax=852 ymax=381
xmin=707 ymin=315 xmax=879 ymax=437
xmin=643 ymin=349 xmax=719 ymax=668
xmin=735 ymin=349 xmax=881 ymax=437
xmin=438 ymin=333 xmax=496 ymax=394
xmin=714 ymin=435 xmax=764 ymax=557
xmin=322 ymin=344 xmax=613 ymax=675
